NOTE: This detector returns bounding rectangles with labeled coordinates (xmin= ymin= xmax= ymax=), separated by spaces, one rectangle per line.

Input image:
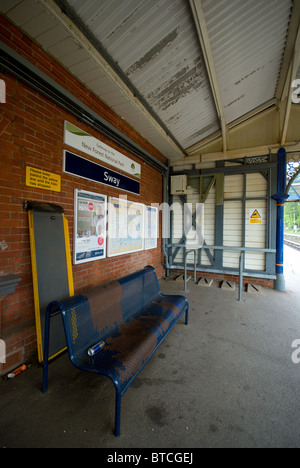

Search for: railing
xmin=183 ymin=248 xmax=198 ymax=293
xmin=168 ymin=244 xmax=276 ymax=301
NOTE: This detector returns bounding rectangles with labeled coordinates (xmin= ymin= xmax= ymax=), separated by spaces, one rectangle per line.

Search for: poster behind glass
xmin=74 ymin=189 xmax=107 ymax=264
xmin=108 ymin=197 xmax=144 ymax=257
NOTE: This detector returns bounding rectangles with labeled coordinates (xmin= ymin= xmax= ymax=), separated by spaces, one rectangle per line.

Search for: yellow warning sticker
xmin=249 ymin=209 xmax=262 ymax=224
xmin=26 ymin=166 xmax=61 ymax=192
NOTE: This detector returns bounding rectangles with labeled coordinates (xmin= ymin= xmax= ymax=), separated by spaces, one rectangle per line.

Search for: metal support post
xmin=272 ymin=147 xmax=289 ymax=292
xmin=115 ymin=389 xmax=122 ymax=437
xmin=238 ymin=251 xmax=244 ymax=302
xmin=184 ymin=248 xmax=197 ymax=292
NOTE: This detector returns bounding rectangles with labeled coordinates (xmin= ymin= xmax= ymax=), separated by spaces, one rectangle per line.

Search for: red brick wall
xmin=0 ymin=17 xmax=166 ymax=363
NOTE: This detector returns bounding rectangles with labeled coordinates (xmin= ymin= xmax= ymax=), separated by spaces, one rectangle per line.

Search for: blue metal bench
xmin=42 ymin=266 xmax=189 ymax=436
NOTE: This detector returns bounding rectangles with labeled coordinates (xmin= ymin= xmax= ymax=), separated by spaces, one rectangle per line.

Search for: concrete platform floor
xmin=1 ymin=245 xmax=300 ymax=448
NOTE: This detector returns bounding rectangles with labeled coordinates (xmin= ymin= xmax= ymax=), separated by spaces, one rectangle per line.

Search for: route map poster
xmin=74 ymin=189 xmax=107 ymax=264
xmin=108 ymin=197 xmax=144 ymax=257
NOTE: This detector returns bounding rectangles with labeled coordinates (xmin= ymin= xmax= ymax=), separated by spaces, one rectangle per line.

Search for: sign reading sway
xmin=64 ymin=121 xmax=141 ymax=179
xmin=63 ymin=150 xmax=140 ymax=195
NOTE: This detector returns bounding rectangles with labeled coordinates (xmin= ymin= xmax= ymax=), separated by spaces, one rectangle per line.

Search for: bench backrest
xmin=60 ymin=266 xmax=161 ymax=361
xmin=119 ymin=265 xmax=161 ymax=320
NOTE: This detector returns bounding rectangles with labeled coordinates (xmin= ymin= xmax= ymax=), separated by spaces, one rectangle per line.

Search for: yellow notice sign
xmin=249 ymin=209 xmax=262 ymax=224
xmin=26 ymin=166 xmax=61 ymax=192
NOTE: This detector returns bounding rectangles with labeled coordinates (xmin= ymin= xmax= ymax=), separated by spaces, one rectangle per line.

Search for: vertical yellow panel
xmin=28 ymin=210 xmax=43 ymax=362
xmin=28 ymin=210 xmax=74 ymax=362
xmin=63 ymin=214 xmax=74 ymax=297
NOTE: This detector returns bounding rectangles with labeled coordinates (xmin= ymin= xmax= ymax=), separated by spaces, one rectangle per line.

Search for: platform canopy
xmin=1 ymin=0 xmax=300 ymax=162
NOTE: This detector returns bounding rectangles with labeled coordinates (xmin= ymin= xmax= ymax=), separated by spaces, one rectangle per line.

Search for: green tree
xmin=285 ymin=202 xmax=300 ymax=231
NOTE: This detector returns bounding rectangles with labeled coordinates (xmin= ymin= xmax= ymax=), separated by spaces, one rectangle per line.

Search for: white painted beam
xmin=40 ymin=0 xmax=185 ymax=160
xmin=186 ymin=100 xmax=278 ymax=156
xmin=189 ymin=0 xmax=228 ymax=152
xmin=280 ymin=24 xmax=300 ymax=145
xmin=171 ymin=141 xmax=300 ymax=166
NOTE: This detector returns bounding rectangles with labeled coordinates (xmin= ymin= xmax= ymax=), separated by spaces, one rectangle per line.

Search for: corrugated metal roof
xmin=0 ymin=0 xmax=186 ymax=160
xmin=0 ymin=0 xmax=296 ymax=159
xmin=67 ymin=0 xmax=219 ymax=148
xmin=202 ymin=0 xmax=293 ymax=124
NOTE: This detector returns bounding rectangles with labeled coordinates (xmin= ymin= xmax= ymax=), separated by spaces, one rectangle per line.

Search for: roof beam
xmin=189 ymin=0 xmax=228 ymax=152
xmin=276 ymin=1 xmax=300 ymax=101
xmin=275 ymin=1 xmax=300 ymax=146
xmin=186 ymin=99 xmax=278 ymax=156
xmin=171 ymin=140 xmax=300 ymax=167
xmin=40 ymin=0 xmax=185 ymax=160
xmin=280 ymin=23 xmax=300 ymax=145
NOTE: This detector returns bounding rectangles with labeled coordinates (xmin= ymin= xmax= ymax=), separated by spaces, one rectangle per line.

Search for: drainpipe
xmin=272 ymin=147 xmax=289 ymax=291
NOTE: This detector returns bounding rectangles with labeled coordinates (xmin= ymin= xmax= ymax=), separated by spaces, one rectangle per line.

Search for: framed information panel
xmin=144 ymin=206 xmax=158 ymax=250
xmin=74 ymin=189 xmax=107 ymax=264
xmin=108 ymin=197 xmax=144 ymax=257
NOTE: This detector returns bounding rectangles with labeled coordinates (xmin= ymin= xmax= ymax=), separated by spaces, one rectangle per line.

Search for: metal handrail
xmin=168 ymin=243 xmax=276 ymax=299
xmin=183 ymin=248 xmax=198 ymax=292
xmin=168 ymin=243 xmax=276 ymax=253
xmin=238 ymin=252 xmax=244 ymax=302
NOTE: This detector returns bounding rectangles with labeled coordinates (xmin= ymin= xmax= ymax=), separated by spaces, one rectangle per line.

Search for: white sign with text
xmin=64 ymin=121 xmax=141 ymax=179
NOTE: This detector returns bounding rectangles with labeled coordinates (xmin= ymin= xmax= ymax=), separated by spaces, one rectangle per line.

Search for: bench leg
xmin=115 ymin=388 xmax=122 ymax=437
xmin=185 ymin=306 xmax=189 ymax=326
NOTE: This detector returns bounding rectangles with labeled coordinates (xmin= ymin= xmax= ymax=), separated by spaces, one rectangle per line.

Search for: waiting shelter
xmin=0 ymin=0 xmax=300 ymax=415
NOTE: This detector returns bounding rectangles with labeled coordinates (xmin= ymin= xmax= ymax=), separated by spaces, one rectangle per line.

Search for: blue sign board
xmin=63 ymin=150 xmax=140 ymax=195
